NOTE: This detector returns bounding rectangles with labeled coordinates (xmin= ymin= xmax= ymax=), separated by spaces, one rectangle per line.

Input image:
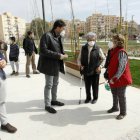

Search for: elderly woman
xmin=107 ymin=34 xmax=132 ymax=120
xmin=77 ymin=32 xmax=105 ymax=104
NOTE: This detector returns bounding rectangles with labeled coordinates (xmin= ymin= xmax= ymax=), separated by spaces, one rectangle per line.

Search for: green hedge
xmin=130 ymin=59 xmax=140 ymax=88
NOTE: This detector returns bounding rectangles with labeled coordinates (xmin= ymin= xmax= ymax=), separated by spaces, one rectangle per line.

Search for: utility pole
xmin=119 ymin=0 xmax=122 ymax=33
xmin=131 ymin=15 xmax=134 ymax=40
xmin=42 ymin=0 xmax=46 ymax=32
xmin=69 ymin=0 xmax=77 ymax=58
xmin=125 ymin=21 xmax=128 ymax=51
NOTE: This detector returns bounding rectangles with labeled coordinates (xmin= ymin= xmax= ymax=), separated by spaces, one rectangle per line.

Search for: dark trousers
xmin=111 ymin=86 xmax=127 ymax=115
xmin=84 ymin=74 xmax=100 ymax=100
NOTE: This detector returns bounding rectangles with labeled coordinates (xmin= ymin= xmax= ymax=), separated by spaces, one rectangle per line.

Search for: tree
xmin=29 ymin=18 xmax=50 ymax=39
xmin=79 ymin=32 xmax=85 ymax=37
xmin=111 ymin=28 xmax=118 ymax=34
xmin=128 ymin=27 xmax=138 ymax=40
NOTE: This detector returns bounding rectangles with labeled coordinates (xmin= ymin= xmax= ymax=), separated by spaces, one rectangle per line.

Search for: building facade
xmin=86 ymin=13 xmax=124 ymax=38
xmin=0 ymin=12 xmax=26 ymax=42
xmin=64 ymin=19 xmax=86 ymax=38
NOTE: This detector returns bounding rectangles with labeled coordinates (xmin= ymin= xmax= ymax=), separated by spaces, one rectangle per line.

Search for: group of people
xmin=0 ymin=19 xmax=132 ymax=134
xmin=78 ymin=32 xmax=132 ymax=120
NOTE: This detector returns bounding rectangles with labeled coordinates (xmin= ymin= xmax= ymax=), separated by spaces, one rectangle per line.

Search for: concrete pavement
xmin=0 ymin=49 xmax=140 ymax=140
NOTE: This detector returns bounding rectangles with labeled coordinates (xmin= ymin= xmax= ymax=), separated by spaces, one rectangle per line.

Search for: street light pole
xmin=42 ymin=0 xmax=46 ymax=32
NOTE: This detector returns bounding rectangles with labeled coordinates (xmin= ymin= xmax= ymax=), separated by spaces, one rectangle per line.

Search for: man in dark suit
xmin=38 ymin=20 xmax=68 ymax=114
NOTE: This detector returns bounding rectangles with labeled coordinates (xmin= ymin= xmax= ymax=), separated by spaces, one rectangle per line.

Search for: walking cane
xmin=79 ymin=75 xmax=83 ymax=104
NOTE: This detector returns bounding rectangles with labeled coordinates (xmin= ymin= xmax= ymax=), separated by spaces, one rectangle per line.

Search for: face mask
xmin=108 ymin=41 xmax=113 ymax=49
xmin=88 ymin=41 xmax=95 ymax=47
xmin=7 ymin=40 xmax=12 ymax=45
xmin=60 ymin=30 xmax=66 ymax=37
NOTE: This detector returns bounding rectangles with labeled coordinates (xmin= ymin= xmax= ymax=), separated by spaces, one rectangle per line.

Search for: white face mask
xmin=60 ymin=30 xmax=66 ymax=37
xmin=7 ymin=40 xmax=12 ymax=45
xmin=108 ymin=41 xmax=113 ymax=49
xmin=88 ymin=41 xmax=95 ymax=47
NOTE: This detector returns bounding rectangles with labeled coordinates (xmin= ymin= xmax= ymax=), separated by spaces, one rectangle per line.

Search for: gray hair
xmin=85 ymin=32 xmax=97 ymax=40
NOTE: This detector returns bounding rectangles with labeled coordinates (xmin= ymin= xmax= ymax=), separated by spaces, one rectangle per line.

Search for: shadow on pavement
xmin=6 ymin=99 xmax=86 ymax=114
xmin=60 ymin=73 xmax=84 ymax=87
xmin=7 ymin=100 xmax=44 ymax=114
xmin=30 ymin=107 xmax=116 ymax=126
xmin=7 ymin=99 xmax=116 ymax=126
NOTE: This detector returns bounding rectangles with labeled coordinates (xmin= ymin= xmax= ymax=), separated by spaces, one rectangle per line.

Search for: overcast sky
xmin=0 ymin=0 xmax=140 ymax=24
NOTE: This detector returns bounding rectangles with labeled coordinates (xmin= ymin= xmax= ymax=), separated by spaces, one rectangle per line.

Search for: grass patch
xmin=130 ymin=59 xmax=140 ymax=88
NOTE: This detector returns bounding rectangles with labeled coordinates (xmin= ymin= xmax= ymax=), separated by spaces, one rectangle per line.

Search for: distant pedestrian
xmin=77 ymin=32 xmax=105 ymax=104
xmin=23 ymin=31 xmax=39 ymax=78
xmin=0 ymin=41 xmax=8 ymax=62
xmin=38 ymin=20 xmax=68 ymax=114
xmin=107 ymin=34 xmax=132 ymax=120
xmin=9 ymin=37 xmax=19 ymax=76
xmin=0 ymin=52 xmax=17 ymax=133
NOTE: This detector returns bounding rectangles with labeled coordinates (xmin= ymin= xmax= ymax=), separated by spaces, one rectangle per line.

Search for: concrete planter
xmin=65 ymin=61 xmax=81 ymax=78
xmin=65 ymin=61 xmax=106 ymax=84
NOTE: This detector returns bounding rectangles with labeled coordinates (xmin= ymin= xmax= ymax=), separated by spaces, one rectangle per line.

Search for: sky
xmin=0 ymin=0 xmax=140 ymax=24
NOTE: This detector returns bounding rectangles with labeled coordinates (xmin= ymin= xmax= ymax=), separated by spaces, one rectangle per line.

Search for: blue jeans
xmin=44 ymin=75 xmax=59 ymax=106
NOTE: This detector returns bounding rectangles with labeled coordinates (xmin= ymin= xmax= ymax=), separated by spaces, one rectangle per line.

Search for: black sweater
xmin=9 ymin=44 xmax=19 ymax=58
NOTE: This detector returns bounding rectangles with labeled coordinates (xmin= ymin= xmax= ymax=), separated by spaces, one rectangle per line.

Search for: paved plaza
xmin=0 ymin=50 xmax=140 ymax=140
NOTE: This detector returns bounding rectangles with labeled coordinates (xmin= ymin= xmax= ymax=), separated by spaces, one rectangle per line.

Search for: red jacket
xmin=108 ymin=47 xmax=132 ymax=88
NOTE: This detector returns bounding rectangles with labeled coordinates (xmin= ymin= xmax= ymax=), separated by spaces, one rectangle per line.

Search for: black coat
xmin=104 ymin=49 xmax=111 ymax=68
xmin=80 ymin=43 xmax=101 ymax=76
xmin=9 ymin=44 xmax=19 ymax=58
xmin=37 ymin=31 xmax=65 ymax=76
xmin=104 ymin=49 xmax=111 ymax=80
xmin=23 ymin=37 xmax=38 ymax=56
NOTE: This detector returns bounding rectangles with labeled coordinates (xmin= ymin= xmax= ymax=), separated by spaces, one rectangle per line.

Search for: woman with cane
xmin=77 ymin=32 xmax=105 ymax=104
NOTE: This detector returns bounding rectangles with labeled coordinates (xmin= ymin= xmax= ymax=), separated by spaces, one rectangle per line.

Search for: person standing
xmin=107 ymin=34 xmax=132 ymax=120
xmin=23 ymin=31 xmax=39 ymax=78
xmin=0 ymin=52 xmax=17 ymax=133
xmin=0 ymin=41 xmax=8 ymax=63
xmin=77 ymin=32 xmax=105 ymax=104
xmin=9 ymin=37 xmax=19 ymax=76
xmin=37 ymin=20 xmax=68 ymax=114
xmin=104 ymin=40 xmax=114 ymax=80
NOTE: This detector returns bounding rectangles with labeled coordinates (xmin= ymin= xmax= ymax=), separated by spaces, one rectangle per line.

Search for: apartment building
xmin=0 ymin=12 xmax=26 ymax=41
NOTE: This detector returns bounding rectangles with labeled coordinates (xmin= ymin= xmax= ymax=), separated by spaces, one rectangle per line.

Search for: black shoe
xmin=45 ymin=106 xmax=57 ymax=114
xmin=33 ymin=71 xmax=40 ymax=74
xmin=1 ymin=123 xmax=17 ymax=133
xmin=107 ymin=107 xmax=119 ymax=113
xmin=51 ymin=101 xmax=65 ymax=106
xmin=26 ymin=75 xmax=30 ymax=78
xmin=15 ymin=72 xmax=19 ymax=76
xmin=116 ymin=114 xmax=126 ymax=120
xmin=85 ymin=99 xmax=91 ymax=103
xmin=10 ymin=71 xmax=15 ymax=76
xmin=91 ymin=99 xmax=97 ymax=104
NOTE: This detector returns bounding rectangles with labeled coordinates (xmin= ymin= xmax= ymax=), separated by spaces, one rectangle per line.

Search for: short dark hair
xmin=52 ymin=19 xmax=66 ymax=30
xmin=27 ymin=31 xmax=33 ymax=36
xmin=10 ymin=37 xmax=16 ymax=42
